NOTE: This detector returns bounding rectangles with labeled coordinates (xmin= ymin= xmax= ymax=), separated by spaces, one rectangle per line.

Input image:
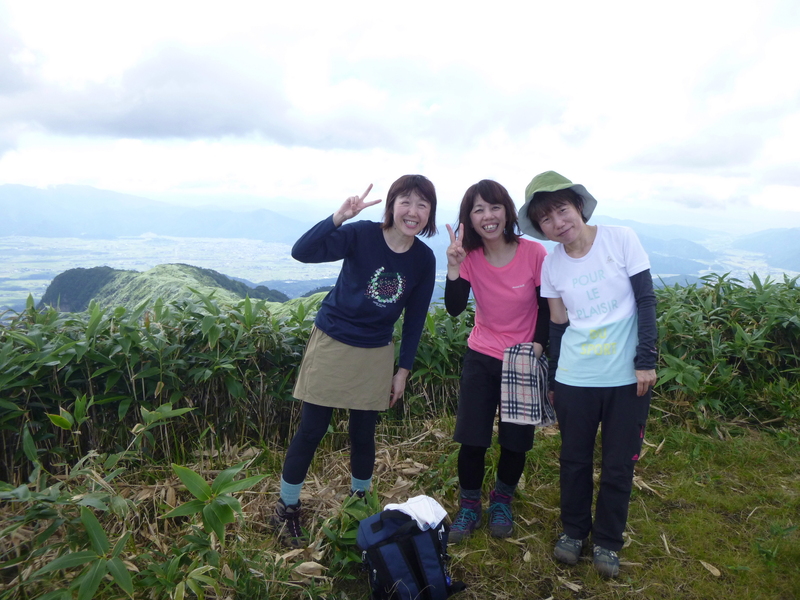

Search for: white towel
xmin=384 ymin=495 xmax=448 ymax=530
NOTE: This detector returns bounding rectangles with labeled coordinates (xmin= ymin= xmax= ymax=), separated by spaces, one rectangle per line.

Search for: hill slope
xmin=732 ymin=228 xmax=800 ymax=272
xmin=39 ymin=264 xmax=290 ymax=312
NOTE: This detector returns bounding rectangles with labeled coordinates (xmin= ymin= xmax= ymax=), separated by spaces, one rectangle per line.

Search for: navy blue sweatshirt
xmin=292 ymin=217 xmax=436 ymax=370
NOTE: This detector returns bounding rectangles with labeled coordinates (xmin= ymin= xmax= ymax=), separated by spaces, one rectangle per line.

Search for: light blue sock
xmin=280 ymin=476 xmax=304 ymax=507
xmin=351 ymin=475 xmax=372 ymax=493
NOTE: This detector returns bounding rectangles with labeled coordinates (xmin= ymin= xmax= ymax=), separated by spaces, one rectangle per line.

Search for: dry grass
xmin=272 ymin=416 xmax=800 ymax=600
xmin=2 ymin=418 xmax=797 ymax=600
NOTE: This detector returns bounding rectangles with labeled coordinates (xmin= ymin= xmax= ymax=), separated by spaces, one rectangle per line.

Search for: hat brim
xmin=518 ymin=184 xmax=597 ymax=240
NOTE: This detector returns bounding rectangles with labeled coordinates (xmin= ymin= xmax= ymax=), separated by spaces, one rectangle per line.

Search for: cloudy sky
xmin=1 ymin=0 xmax=799 ymax=233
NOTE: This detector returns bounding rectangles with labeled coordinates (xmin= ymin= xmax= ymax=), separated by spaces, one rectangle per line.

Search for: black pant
xmin=554 ymin=382 xmax=650 ymax=551
xmin=282 ymin=402 xmax=379 ymax=485
xmin=454 ymin=349 xmax=535 ymax=453
xmin=458 ymin=443 xmax=527 ymax=492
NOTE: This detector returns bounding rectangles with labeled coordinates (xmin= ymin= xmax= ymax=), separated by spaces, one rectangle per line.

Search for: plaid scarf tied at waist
xmin=500 ymin=343 xmax=556 ymax=426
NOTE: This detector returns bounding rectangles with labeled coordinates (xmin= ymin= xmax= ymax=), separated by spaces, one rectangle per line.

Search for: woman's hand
xmin=389 ymin=368 xmax=410 ymax=407
xmin=533 ymin=342 xmax=544 ymax=359
xmin=635 ymin=369 xmax=657 ymax=397
xmin=445 ymin=223 xmax=466 ymax=280
xmin=333 ymin=184 xmax=382 ymax=226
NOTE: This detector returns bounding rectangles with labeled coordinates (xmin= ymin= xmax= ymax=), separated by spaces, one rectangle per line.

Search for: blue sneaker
xmin=593 ymin=545 xmax=620 ymax=578
xmin=554 ymin=532 xmax=584 ymax=565
xmin=449 ymin=501 xmax=481 ymax=544
xmin=487 ymin=490 xmax=513 ymax=538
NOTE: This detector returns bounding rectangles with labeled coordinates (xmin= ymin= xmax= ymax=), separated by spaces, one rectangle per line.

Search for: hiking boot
xmin=553 ymin=532 xmax=584 ymax=565
xmin=487 ymin=490 xmax=513 ymax=538
xmin=349 ymin=489 xmax=366 ymax=500
xmin=448 ymin=501 xmax=481 ymax=544
xmin=593 ymin=545 xmax=620 ymax=578
xmin=270 ymin=499 xmax=307 ymax=549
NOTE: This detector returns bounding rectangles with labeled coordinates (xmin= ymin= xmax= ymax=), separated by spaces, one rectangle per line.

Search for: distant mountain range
xmin=4 ymin=184 xmax=800 ymax=311
xmin=40 ymin=264 xmax=289 ymax=312
xmin=0 ymin=184 xmax=309 ymax=244
xmin=592 ymin=215 xmax=800 ymax=277
xmin=732 ymin=229 xmax=800 ymax=273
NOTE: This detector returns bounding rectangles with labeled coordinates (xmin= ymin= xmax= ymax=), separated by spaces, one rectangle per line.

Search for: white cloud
xmin=1 ymin=0 xmax=800 ymax=232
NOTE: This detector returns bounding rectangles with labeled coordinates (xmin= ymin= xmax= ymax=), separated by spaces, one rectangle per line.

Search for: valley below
xmin=0 ymin=235 xmax=342 ymax=311
xmin=1 ymin=231 xmax=797 ymax=313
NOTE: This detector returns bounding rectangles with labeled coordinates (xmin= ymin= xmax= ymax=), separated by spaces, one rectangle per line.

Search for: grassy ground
xmin=3 ymin=416 xmax=797 ymax=599
xmin=279 ymin=415 xmax=800 ymax=600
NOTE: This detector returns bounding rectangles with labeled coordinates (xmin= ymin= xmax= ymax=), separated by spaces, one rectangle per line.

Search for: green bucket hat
xmin=518 ymin=171 xmax=598 ymax=240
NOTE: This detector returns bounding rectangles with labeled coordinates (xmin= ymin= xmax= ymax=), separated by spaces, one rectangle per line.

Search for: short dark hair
xmin=457 ymin=179 xmax=520 ymax=253
xmin=526 ymin=188 xmax=586 ymax=236
xmin=382 ymin=174 xmax=437 ymax=238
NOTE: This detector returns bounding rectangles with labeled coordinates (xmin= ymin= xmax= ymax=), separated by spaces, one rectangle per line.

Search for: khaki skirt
xmin=293 ymin=327 xmax=395 ymax=410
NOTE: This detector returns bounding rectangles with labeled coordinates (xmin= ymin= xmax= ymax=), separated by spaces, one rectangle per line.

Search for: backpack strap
xmin=448 ymin=580 xmax=467 ymax=596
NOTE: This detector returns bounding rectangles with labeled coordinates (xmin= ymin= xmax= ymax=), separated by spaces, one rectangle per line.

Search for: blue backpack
xmin=356 ymin=509 xmax=466 ymax=600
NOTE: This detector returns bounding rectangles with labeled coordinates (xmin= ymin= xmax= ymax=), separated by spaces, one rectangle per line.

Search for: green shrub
xmin=655 ymin=273 xmax=800 ymax=427
xmin=1 ymin=273 xmax=798 ymax=483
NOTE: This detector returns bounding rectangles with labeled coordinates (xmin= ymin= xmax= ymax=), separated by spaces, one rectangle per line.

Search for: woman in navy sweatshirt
xmin=270 ymin=175 xmax=437 ymax=548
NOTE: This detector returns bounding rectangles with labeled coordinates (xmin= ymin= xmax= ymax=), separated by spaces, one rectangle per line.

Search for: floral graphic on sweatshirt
xmin=365 ymin=267 xmax=405 ymax=305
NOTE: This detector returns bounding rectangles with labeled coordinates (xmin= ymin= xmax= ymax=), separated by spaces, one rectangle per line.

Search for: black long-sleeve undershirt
xmin=629 ymin=269 xmax=658 ymax=371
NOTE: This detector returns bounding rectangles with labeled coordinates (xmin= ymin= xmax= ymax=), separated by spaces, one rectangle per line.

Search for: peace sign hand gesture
xmin=333 ymin=184 xmax=383 ymax=227
xmin=445 ymin=223 xmax=466 ymax=279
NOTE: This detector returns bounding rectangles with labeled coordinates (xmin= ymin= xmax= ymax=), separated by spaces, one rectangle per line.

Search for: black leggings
xmin=458 ymin=443 xmax=527 ymax=491
xmin=282 ymin=402 xmax=380 ymax=485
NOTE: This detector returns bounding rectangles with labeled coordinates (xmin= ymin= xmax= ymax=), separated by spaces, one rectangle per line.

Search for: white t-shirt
xmin=541 ymin=225 xmax=650 ymax=387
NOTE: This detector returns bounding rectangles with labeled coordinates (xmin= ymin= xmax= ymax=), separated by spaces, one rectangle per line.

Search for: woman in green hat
xmin=519 ymin=171 xmax=657 ymax=578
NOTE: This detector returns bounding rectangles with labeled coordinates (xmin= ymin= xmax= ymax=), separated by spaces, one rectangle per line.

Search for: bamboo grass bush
xmin=0 ymin=293 xmax=311 ymax=484
xmin=395 ymin=303 xmax=473 ymax=419
xmin=654 ymin=273 xmax=800 ymax=428
xmin=1 ymin=273 xmax=799 ymax=484
xmin=0 ymin=274 xmax=799 ymax=599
